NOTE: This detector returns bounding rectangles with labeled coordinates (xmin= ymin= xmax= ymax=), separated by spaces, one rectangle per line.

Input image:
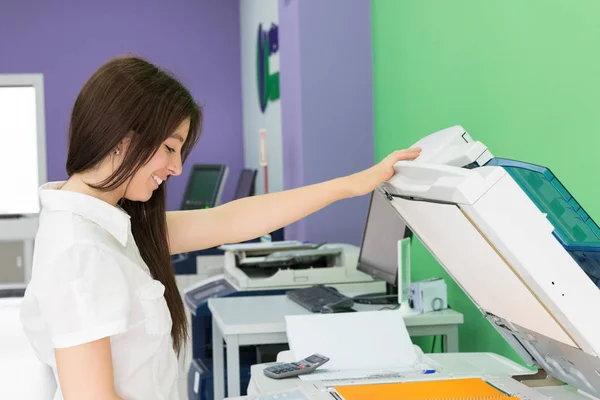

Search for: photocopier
xmin=235 ymin=125 xmax=600 ymax=400
xmin=183 ymin=240 xmax=384 ymax=400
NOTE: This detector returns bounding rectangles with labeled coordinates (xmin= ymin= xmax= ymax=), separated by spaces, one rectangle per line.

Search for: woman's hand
xmin=343 ymin=147 xmax=421 ymax=197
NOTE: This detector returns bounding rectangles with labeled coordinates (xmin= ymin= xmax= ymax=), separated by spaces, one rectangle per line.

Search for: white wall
xmin=240 ymin=0 xmax=283 ymax=194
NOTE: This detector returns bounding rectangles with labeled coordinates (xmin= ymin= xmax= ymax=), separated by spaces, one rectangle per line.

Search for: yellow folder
xmin=334 ymin=377 xmax=520 ymax=400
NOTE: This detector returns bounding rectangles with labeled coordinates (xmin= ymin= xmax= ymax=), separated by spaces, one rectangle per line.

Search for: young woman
xmin=19 ymin=56 xmax=421 ymax=400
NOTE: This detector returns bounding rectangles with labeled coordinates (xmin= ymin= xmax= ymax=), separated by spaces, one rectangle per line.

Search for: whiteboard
xmin=0 ymin=75 xmax=46 ymax=216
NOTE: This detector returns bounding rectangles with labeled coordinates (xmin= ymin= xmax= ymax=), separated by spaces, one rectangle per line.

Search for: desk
xmin=208 ymin=295 xmax=464 ymax=400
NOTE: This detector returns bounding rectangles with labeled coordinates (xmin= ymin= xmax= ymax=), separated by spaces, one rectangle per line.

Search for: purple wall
xmin=279 ymin=0 xmax=374 ymax=245
xmin=279 ymin=0 xmax=306 ymax=240
xmin=0 ymin=0 xmax=243 ymax=211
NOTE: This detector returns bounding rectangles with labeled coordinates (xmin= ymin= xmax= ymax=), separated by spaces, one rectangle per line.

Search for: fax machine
xmin=238 ymin=125 xmax=600 ymax=400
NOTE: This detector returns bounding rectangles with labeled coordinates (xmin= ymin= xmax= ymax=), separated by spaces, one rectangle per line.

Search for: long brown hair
xmin=66 ymin=56 xmax=202 ymax=355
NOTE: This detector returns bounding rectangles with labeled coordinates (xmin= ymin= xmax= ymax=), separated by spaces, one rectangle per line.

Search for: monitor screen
xmin=0 ymin=84 xmax=43 ymax=216
xmin=234 ymin=169 xmax=256 ymax=200
xmin=181 ymin=165 xmax=227 ymax=210
xmin=357 ymin=189 xmax=412 ymax=285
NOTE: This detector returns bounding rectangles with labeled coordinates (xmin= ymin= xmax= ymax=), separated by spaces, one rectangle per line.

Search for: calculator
xmin=263 ymin=353 xmax=330 ymax=379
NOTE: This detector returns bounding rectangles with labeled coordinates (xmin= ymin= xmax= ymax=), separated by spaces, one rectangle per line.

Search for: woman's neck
xmin=61 ymin=173 xmax=124 ymax=207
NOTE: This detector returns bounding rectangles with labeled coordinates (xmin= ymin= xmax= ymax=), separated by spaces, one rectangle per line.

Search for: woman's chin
xmin=123 ymin=190 xmax=154 ymax=203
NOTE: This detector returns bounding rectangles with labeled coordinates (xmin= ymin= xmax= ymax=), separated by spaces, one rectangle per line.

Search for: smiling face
xmin=122 ymin=118 xmax=190 ymax=202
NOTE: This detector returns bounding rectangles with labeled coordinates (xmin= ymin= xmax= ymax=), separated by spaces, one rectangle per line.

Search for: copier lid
xmin=382 ymin=126 xmax=600 ymax=396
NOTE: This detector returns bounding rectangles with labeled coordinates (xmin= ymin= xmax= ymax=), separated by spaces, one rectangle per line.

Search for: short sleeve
xmin=35 ymin=244 xmax=131 ymax=348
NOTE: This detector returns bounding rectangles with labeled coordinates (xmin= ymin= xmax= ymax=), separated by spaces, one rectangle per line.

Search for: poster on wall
xmin=256 ymin=22 xmax=280 ymax=113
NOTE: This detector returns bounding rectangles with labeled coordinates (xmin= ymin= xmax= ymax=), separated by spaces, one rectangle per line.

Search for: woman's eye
xmin=165 ymin=145 xmax=175 ymax=154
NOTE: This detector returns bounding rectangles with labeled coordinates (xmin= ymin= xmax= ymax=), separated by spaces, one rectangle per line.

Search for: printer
xmin=221 ymin=241 xmax=382 ymax=292
xmin=238 ymin=125 xmax=600 ymax=400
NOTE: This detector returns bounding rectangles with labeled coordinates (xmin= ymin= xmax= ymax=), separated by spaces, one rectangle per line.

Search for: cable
xmin=431 ymin=297 xmax=444 ymax=311
xmin=353 ymin=294 xmax=398 ymax=304
xmin=378 ymin=304 xmax=400 ymax=311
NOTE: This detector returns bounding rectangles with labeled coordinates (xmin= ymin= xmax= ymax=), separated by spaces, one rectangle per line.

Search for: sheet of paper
xmin=301 ymin=354 xmax=438 ymax=383
xmin=219 ymin=240 xmax=303 ymax=251
xmin=297 ymin=366 xmax=427 ymax=382
xmin=285 ymin=310 xmax=419 ymax=377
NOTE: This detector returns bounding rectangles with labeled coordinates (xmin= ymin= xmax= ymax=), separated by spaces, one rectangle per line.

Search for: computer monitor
xmin=356 ymin=188 xmax=413 ymax=304
xmin=234 ymin=168 xmax=257 ymax=200
xmin=180 ymin=164 xmax=228 ymax=210
xmin=0 ymin=74 xmax=47 ymax=217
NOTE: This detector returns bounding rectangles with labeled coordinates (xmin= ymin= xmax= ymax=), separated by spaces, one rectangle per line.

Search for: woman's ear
xmin=117 ymin=134 xmax=133 ymax=154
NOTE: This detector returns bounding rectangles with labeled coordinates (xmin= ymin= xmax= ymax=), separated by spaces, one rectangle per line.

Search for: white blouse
xmin=20 ymin=182 xmax=179 ymax=400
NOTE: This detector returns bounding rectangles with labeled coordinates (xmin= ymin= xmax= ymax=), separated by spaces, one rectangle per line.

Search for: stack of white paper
xmin=285 ymin=310 xmax=432 ymax=381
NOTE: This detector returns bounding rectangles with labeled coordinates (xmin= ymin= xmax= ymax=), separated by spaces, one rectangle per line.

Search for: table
xmin=208 ymin=295 xmax=464 ymax=400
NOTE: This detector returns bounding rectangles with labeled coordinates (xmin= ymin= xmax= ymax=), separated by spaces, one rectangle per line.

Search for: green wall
xmin=372 ymin=0 xmax=600 ymax=364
